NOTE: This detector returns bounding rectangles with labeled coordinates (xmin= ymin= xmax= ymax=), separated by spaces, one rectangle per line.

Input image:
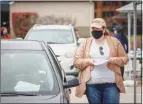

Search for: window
xmin=102 ymin=11 xmax=115 ymax=17
xmin=27 ymin=29 xmax=74 ymax=44
xmin=110 ymin=12 xmax=115 ymax=16
xmin=1 ymin=50 xmax=59 ymax=95
xmin=103 ymin=1 xmax=110 ymax=6
xmin=94 ymin=2 xmax=97 ymax=9
xmin=122 ymin=1 xmax=130 ymax=6
xmin=94 ymin=12 xmax=97 ymax=18
xmin=103 ymin=1 xmax=119 ymax=6
xmin=102 ymin=12 xmax=108 ymax=17
xmin=114 ymin=1 xmax=118 ymax=6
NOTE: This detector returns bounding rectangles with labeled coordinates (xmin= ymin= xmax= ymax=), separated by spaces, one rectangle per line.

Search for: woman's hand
xmin=109 ymin=57 xmax=117 ymax=64
xmin=87 ymin=59 xmax=95 ymax=66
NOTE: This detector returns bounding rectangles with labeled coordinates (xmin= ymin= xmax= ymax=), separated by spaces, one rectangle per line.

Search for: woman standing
xmin=1 ymin=27 xmax=11 ymax=39
xmin=74 ymin=18 xmax=128 ymax=104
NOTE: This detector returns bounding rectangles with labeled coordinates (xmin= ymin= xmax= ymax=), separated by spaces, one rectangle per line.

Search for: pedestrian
xmin=74 ymin=18 xmax=128 ymax=104
xmin=1 ymin=27 xmax=11 ymax=39
xmin=74 ymin=28 xmax=80 ymax=40
xmin=113 ymin=25 xmax=128 ymax=80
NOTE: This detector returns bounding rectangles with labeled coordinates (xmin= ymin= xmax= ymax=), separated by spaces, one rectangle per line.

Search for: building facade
xmin=2 ymin=1 xmax=130 ymax=37
xmin=1 ymin=1 xmax=10 ymax=33
xmin=94 ymin=1 xmax=129 ymax=19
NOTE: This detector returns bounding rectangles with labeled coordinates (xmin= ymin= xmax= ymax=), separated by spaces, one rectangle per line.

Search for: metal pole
xmin=133 ymin=1 xmax=137 ymax=104
xmin=128 ymin=13 xmax=131 ymax=57
xmin=127 ymin=13 xmax=132 ymax=79
xmin=89 ymin=0 xmax=94 ymax=36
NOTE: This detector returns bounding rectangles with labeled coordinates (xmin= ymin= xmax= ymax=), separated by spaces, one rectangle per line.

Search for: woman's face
xmin=3 ymin=29 xmax=7 ymax=34
xmin=91 ymin=27 xmax=105 ymax=39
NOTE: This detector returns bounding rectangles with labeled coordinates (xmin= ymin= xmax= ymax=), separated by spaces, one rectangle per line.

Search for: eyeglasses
xmin=99 ymin=46 xmax=104 ymax=55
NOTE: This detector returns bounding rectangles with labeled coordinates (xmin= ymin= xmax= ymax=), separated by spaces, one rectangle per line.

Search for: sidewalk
xmin=69 ymin=87 xmax=142 ymax=103
xmin=120 ymin=87 xmax=142 ymax=103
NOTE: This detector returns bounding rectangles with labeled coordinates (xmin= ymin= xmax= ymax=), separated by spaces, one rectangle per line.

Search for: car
xmin=24 ymin=24 xmax=79 ymax=75
xmin=128 ymin=48 xmax=142 ymax=60
xmin=1 ymin=40 xmax=80 ymax=103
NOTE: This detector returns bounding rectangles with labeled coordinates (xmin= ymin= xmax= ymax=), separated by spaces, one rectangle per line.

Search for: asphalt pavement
xmin=69 ymin=87 xmax=142 ymax=103
xmin=69 ymin=59 xmax=143 ymax=103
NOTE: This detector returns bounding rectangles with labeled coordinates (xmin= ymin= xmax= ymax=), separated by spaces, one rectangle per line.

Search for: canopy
xmin=116 ymin=2 xmax=142 ymax=103
xmin=116 ymin=2 xmax=142 ymax=13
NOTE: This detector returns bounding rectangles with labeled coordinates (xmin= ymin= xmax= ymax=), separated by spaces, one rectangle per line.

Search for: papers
xmin=14 ymin=81 xmax=40 ymax=92
xmin=93 ymin=59 xmax=109 ymax=66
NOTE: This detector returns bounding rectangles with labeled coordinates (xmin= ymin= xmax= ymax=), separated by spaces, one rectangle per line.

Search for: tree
xmin=37 ymin=15 xmax=76 ymax=26
xmin=12 ymin=12 xmax=38 ymax=38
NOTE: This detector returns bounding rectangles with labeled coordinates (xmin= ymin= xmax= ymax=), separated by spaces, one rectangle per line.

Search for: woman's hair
xmin=1 ymin=27 xmax=8 ymax=38
xmin=1 ymin=27 xmax=7 ymax=35
xmin=103 ymin=26 xmax=111 ymax=36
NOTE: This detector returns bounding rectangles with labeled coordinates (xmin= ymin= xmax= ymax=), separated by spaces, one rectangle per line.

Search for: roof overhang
xmin=116 ymin=2 xmax=142 ymax=13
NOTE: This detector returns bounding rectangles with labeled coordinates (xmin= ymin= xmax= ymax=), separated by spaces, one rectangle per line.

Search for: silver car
xmin=1 ymin=40 xmax=80 ymax=103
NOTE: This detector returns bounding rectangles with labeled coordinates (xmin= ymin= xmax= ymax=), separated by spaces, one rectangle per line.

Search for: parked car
xmin=24 ymin=24 xmax=79 ymax=75
xmin=128 ymin=48 xmax=142 ymax=60
xmin=1 ymin=40 xmax=80 ymax=103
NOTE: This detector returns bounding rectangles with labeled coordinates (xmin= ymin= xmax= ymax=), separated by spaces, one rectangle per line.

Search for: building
xmin=1 ymin=0 xmax=130 ymax=38
xmin=1 ymin=1 xmax=10 ymax=33
xmin=94 ymin=1 xmax=129 ymax=19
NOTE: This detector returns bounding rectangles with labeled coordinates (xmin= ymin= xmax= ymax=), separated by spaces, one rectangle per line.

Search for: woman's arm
xmin=74 ymin=40 xmax=93 ymax=70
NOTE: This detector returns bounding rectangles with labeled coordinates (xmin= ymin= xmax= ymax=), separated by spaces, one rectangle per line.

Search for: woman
xmin=74 ymin=18 xmax=128 ymax=104
xmin=1 ymin=27 xmax=11 ymax=39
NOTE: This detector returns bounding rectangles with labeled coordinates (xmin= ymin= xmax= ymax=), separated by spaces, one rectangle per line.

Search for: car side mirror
xmin=63 ymin=75 xmax=80 ymax=88
xmin=77 ymin=42 xmax=80 ymax=46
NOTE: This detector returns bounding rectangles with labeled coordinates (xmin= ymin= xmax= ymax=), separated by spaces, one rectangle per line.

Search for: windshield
xmin=1 ymin=50 xmax=59 ymax=95
xmin=26 ymin=29 xmax=75 ymax=44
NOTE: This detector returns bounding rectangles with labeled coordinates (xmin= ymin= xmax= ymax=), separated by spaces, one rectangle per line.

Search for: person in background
xmin=1 ymin=27 xmax=11 ymax=39
xmin=113 ymin=25 xmax=128 ymax=80
xmin=74 ymin=18 xmax=128 ymax=104
xmin=74 ymin=28 xmax=80 ymax=40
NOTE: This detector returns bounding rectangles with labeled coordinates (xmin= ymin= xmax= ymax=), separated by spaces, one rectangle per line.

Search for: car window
xmin=1 ymin=50 xmax=59 ymax=95
xmin=48 ymin=47 xmax=65 ymax=81
xmin=26 ymin=29 xmax=74 ymax=44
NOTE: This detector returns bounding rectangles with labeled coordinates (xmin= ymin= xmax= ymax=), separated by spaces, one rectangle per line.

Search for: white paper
xmin=93 ymin=59 xmax=109 ymax=65
xmin=14 ymin=81 xmax=40 ymax=92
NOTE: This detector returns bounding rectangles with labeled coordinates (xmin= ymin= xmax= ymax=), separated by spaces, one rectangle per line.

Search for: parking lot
xmin=69 ymin=59 xmax=142 ymax=103
xmin=69 ymin=87 xmax=142 ymax=103
xmin=1 ymin=1 xmax=142 ymax=103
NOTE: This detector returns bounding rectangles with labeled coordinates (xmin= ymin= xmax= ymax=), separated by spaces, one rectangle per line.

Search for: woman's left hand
xmin=109 ymin=57 xmax=117 ymax=64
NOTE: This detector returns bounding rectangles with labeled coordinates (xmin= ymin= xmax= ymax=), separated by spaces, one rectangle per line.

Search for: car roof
xmin=1 ymin=39 xmax=45 ymax=50
xmin=32 ymin=24 xmax=73 ymax=30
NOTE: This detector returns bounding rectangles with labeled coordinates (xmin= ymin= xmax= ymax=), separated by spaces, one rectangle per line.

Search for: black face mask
xmin=92 ymin=30 xmax=103 ymax=39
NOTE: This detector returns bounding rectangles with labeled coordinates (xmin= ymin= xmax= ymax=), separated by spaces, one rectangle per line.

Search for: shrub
xmin=12 ymin=12 xmax=38 ymax=38
xmin=37 ymin=15 xmax=76 ymax=26
xmin=130 ymin=35 xmax=142 ymax=50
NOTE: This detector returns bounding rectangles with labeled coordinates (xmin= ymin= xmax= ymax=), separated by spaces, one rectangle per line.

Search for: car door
xmin=48 ymin=47 xmax=65 ymax=80
xmin=48 ymin=47 xmax=70 ymax=101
